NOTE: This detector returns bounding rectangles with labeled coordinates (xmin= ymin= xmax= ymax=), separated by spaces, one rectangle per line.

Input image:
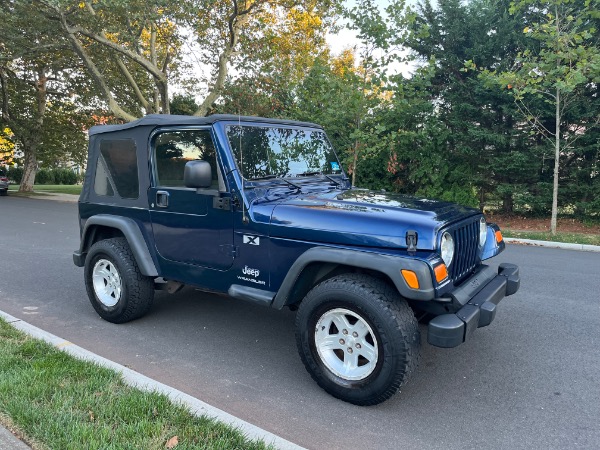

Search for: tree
xmin=32 ymin=0 xmax=180 ymax=121
xmin=210 ymin=0 xmax=337 ymax=118
xmin=404 ymin=0 xmax=537 ymax=209
xmin=484 ymin=0 xmax=600 ymax=233
xmin=1 ymin=1 xmax=92 ymax=191
xmin=31 ymin=0 xmax=340 ymax=121
xmin=170 ymin=94 xmax=200 ymax=115
xmin=0 ymin=128 xmax=14 ymax=166
xmin=328 ymin=0 xmax=403 ymax=186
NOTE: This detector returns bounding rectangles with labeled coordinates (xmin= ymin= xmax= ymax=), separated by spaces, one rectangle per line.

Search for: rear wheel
xmin=0 ymin=190 xmax=7 ymax=196
xmin=295 ymin=274 xmax=420 ymax=406
xmin=84 ymin=237 xmax=154 ymax=323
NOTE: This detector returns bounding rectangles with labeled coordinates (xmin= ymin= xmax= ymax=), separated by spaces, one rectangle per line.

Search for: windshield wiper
xmin=252 ymin=175 xmax=301 ymax=191
xmin=322 ymin=174 xmax=344 ymax=187
xmin=296 ymin=171 xmax=321 ymax=177
xmin=296 ymin=171 xmax=345 ymax=188
xmin=251 ymin=175 xmax=279 ymax=180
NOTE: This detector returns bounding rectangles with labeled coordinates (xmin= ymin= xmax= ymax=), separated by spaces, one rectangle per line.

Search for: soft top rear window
xmin=96 ymin=139 xmax=139 ymax=199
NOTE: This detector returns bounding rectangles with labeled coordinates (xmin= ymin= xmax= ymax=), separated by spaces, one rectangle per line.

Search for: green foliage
xmin=35 ymin=169 xmax=55 ymax=185
xmin=6 ymin=166 xmax=24 ymax=184
xmin=34 ymin=168 xmax=78 ymax=185
xmin=478 ymin=0 xmax=600 ymax=228
xmin=170 ymin=95 xmax=200 ymax=116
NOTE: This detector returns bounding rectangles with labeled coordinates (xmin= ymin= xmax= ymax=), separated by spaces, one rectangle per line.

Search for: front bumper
xmin=427 ymin=263 xmax=520 ymax=348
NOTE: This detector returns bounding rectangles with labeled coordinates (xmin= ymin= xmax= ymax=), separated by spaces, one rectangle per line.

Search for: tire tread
xmin=295 ymin=273 xmax=420 ymax=406
xmin=85 ymin=237 xmax=154 ymax=323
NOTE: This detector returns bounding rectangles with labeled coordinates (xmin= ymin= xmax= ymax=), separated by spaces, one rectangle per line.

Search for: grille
xmin=447 ymin=218 xmax=481 ymax=282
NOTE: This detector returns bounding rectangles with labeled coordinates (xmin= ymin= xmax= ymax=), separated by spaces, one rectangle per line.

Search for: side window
xmin=94 ymin=158 xmax=114 ymax=197
xmin=95 ymin=139 xmax=139 ymax=199
xmin=154 ymin=130 xmax=220 ymax=189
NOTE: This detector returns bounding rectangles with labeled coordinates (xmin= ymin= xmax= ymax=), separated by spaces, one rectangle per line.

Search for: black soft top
xmin=89 ymin=114 xmax=322 ymax=136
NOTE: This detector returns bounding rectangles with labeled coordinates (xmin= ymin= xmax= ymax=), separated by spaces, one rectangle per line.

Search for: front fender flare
xmin=271 ymin=247 xmax=434 ymax=309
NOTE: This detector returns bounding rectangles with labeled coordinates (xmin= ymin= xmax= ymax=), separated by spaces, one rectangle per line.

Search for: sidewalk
xmin=38 ymin=192 xmax=79 ymax=202
xmin=11 ymin=191 xmax=79 ymax=203
xmin=0 ymin=424 xmax=31 ymax=450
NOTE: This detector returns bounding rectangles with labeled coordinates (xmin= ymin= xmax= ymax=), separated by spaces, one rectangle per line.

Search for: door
xmin=148 ymin=127 xmax=234 ymax=270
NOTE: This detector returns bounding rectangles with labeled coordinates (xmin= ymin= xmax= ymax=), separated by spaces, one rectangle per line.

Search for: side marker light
xmin=401 ymin=270 xmax=420 ymax=289
xmin=495 ymin=230 xmax=503 ymax=243
xmin=434 ymin=264 xmax=448 ymax=283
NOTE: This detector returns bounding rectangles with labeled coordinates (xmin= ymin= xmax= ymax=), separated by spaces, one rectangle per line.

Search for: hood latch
xmin=406 ymin=230 xmax=418 ymax=254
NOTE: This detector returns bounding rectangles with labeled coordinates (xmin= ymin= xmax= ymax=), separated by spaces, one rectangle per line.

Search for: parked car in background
xmin=0 ymin=170 xmax=9 ymax=196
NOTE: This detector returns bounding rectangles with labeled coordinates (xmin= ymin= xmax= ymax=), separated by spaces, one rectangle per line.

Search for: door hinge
xmin=213 ymin=196 xmax=231 ymax=210
xmin=220 ymin=244 xmax=238 ymax=257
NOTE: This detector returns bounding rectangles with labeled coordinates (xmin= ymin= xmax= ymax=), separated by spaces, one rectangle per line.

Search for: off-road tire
xmin=84 ymin=237 xmax=154 ymax=323
xmin=295 ymin=273 xmax=420 ymax=406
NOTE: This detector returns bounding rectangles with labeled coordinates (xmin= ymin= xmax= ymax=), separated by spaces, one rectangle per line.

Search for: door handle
xmin=156 ymin=190 xmax=169 ymax=208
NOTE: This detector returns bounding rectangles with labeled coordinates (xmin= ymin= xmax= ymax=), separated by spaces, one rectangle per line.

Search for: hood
xmin=267 ymin=188 xmax=480 ymax=250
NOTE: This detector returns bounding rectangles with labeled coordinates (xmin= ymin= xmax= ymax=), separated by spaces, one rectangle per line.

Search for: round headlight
xmin=440 ymin=232 xmax=454 ymax=266
xmin=479 ymin=217 xmax=487 ymax=247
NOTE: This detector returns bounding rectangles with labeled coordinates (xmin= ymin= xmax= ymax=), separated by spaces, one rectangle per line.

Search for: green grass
xmin=8 ymin=184 xmax=82 ymax=195
xmin=0 ymin=319 xmax=272 ymax=450
xmin=503 ymin=230 xmax=600 ymax=246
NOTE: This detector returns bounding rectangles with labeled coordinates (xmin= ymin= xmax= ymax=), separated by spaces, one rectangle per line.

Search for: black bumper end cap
xmin=428 ymin=315 xmax=465 ymax=348
xmin=73 ymin=251 xmax=85 ymax=267
xmin=478 ymin=301 xmax=497 ymax=327
xmin=498 ymin=263 xmax=520 ymax=296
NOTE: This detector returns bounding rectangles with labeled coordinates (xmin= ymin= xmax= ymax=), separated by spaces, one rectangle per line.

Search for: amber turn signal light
xmin=401 ymin=270 xmax=420 ymax=289
xmin=434 ymin=264 xmax=448 ymax=283
xmin=495 ymin=230 xmax=503 ymax=243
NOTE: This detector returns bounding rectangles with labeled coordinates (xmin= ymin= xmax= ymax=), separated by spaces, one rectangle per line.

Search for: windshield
xmin=226 ymin=125 xmax=342 ymax=180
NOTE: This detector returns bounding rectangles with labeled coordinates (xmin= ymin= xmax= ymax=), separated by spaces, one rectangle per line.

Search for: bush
xmin=53 ymin=168 xmax=78 ymax=185
xmin=6 ymin=166 xmax=23 ymax=184
xmin=35 ymin=168 xmax=55 ymax=185
xmin=34 ymin=167 xmax=79 ymax=185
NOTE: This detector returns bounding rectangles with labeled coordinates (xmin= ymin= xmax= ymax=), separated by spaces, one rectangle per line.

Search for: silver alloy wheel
xmin=92 ymin=259 xmax=122 ymax=307
xmin=314 ymin=308 xmax=379 ymax=381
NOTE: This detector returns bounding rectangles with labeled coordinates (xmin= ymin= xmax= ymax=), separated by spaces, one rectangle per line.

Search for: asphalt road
xmin=1 ymin=196 xmax=599 ymax=449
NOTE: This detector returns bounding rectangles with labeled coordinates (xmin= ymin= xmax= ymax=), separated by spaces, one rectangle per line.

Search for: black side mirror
xmin=184 ymin=160 xmax=212 ymax=188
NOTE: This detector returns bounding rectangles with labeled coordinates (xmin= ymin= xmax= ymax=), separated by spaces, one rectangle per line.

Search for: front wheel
xmin=295 ymin=274 xmax=420 ymax=406
xmin=84 ymin=237 xmax=154 ymax=323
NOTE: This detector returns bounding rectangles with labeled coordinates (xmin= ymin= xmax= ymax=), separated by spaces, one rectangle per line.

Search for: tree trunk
xmin=19 ymin=150 xmax=37 ymax=192
xmin=550 ymin=87 xmax=560 ymax=235
xmin=502 ymin=192 xmax=514 ymax=214
xmin=351 ymin=141 xmax=359 ymax=186
xmin=19 ymin=68 xmax=47 ymax=192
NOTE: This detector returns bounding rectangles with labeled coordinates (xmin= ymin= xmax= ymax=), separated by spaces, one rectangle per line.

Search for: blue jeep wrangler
xmin=74 ymin=114 xmax=520 ymax=405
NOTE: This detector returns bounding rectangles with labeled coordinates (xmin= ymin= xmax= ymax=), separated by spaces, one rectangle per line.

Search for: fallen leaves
xmin=165 ymin=435 xmax=178 ymax=449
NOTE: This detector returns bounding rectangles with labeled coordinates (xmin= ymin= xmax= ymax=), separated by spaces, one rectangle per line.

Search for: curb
xmin=504 ymin=237 xmax=600 ymax=252
xmin=0 ymin=425 xmax=31 ymax=450
xmin=0 ymin=310 xmax=305 ymax=450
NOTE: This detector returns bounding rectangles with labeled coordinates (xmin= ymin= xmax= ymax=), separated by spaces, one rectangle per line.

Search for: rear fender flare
xmin=77 ymin=215 xmax=158 ymax=277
